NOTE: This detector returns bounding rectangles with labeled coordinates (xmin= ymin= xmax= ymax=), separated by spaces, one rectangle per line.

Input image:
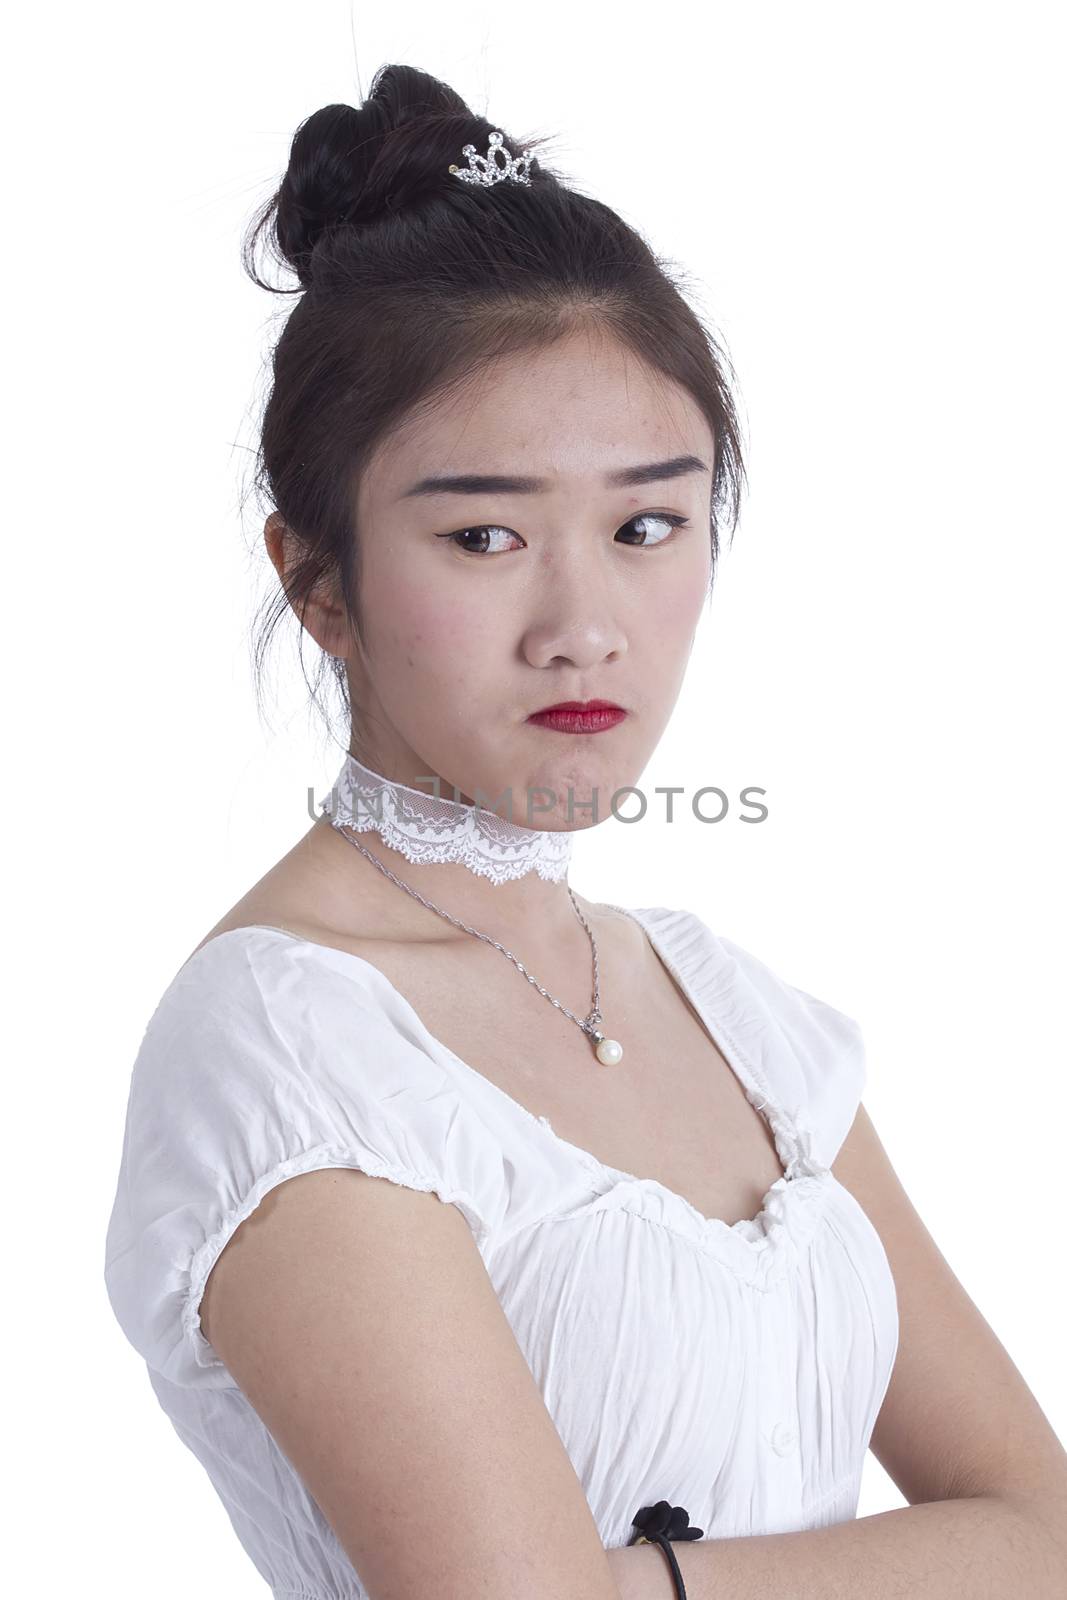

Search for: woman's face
xmin=337 ymin=327 xmax=714 ymax=831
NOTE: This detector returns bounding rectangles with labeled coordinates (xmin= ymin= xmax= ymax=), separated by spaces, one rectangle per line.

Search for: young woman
xmin=103 ymin=63 xmax=1067 ymax=1600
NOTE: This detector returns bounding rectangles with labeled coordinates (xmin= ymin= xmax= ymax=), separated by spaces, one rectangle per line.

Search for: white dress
xmin=103 ymin=905 xmax=899 ymax=1598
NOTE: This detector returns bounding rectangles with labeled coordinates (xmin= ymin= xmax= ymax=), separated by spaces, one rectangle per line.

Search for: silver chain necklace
xmin=329 ymin=820 xmax=624 ymax=1065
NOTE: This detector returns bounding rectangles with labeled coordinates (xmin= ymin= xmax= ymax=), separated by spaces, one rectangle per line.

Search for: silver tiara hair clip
xmin=448 ymin=129 xmax=533 ymax=187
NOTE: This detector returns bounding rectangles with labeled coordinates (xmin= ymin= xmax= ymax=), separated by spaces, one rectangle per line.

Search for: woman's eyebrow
xmin=398 ymin=453 xmax=710 ymax=499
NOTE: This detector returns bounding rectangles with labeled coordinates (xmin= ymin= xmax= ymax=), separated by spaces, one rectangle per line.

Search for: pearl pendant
xmin=594 ymin=1035 xmax=624 ymax=1066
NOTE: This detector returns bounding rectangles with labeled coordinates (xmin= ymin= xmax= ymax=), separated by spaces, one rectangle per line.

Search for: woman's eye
xmin=615 ymin=513 xmax=690 ymax=548
xmin=435 ymin=526 xmax=524 ymax=557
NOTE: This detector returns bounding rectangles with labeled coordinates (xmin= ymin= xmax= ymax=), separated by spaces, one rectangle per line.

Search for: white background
xmin=5 ymin=1 xmax=1064 ymax=1592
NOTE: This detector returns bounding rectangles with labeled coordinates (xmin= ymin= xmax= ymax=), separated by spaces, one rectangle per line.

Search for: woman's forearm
xmin=607 ymin=1493 xmax=1067 ymax=1599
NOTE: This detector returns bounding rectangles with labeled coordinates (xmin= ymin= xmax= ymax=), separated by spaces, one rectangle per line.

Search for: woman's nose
xmin=519 ymin=597 xmax=628 ymax=671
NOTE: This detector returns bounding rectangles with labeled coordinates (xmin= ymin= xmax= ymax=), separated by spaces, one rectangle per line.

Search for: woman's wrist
xmin=607 ymin=1539 xmax=685 ymax=1600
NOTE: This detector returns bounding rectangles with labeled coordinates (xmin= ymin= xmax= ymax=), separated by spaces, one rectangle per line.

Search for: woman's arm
xmin=609 ymin=1494 xmax=1063 ymax=1598
xmin=201 ymin=1165 xmax=624 ymax=1600
xmin=608 ymin=1103 xmax=1067 ymax=1598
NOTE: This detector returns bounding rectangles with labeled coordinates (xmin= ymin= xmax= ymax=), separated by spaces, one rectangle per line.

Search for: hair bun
xmin=251 ymin=64 xmax=520 ymax=290
xmin=272 ymin=103 xmax=364 ymax=284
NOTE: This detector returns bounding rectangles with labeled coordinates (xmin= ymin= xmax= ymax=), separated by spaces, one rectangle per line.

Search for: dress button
xmin=771 ymin=1422 xmax=797 ymax=1455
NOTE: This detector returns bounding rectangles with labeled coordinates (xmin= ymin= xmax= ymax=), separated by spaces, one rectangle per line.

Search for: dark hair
xmin=242 ymin=62 xmax=747 ymax=740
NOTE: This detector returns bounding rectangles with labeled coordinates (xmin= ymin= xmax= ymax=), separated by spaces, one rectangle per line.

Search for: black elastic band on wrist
xmin=628 ymin=1500 xmax=704 ymax=1599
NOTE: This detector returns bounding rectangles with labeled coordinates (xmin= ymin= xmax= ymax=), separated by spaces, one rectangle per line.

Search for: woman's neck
xmin=312 ymin=747 xmax=584 ymax=945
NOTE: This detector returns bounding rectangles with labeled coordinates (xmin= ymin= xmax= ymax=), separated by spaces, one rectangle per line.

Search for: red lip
xmin=532 ymin=700 xmax=625 ymax=714
xmin=527 ymin=700 xmax=627 ymax=734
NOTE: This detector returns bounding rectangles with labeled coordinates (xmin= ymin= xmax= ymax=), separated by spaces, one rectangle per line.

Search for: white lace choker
xmin=319 ymin=752 xmax=575 ymax=886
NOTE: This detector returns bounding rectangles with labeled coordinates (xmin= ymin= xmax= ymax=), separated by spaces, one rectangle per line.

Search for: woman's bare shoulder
xmin=186 ymin=823 xmax=634 ymax=970
xmin=184 ymin=816 xmax=382 ymax=965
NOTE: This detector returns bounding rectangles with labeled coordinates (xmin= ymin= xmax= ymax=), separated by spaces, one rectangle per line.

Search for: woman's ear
xmin=263 ymin=512 xmax=352 ymax=659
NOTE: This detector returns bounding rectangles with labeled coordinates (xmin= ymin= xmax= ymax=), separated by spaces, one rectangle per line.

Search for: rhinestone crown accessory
xmin=448 ymin=130 xmax=533 ymax=187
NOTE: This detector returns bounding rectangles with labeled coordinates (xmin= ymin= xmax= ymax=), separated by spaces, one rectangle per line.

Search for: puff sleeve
xmin=714 ymin=931 xmax=868 ymax=1170
xmin=103 ymin=930 xmax=494 ymax=1391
